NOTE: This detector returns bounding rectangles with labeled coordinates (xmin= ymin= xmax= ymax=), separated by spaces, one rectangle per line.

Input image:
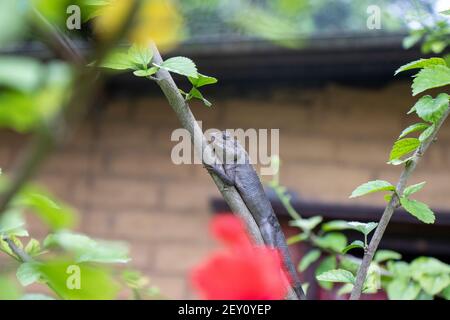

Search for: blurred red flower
xmin=191 ymin=214 xmax=288 ymax=300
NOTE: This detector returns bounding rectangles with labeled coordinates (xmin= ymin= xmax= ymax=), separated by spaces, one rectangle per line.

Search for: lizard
xmin=204 ymin=130 xmax=306 ymax=300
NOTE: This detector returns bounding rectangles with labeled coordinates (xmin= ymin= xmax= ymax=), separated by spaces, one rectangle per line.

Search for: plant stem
xmin=350 ymin=107 xmax=450 ymax=300
xmin=150 ymin=43 xmax=302 ymax=300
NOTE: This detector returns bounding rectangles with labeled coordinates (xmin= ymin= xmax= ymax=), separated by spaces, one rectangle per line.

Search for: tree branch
xmin=150 ymin=43 xmax=301 ymax=300
xmin=2 ymin=237 xmax=32 ymax=263
xmin=350 ymin=107 xmax=450 ymax=300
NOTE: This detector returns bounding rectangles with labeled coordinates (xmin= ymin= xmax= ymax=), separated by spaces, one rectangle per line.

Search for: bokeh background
xmin=1 ymin=0 xmax=449 ymax=299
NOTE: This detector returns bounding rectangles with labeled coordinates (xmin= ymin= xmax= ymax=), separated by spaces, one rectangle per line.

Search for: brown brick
xmin=162 ymin=180 xmax=220 ymax=212
xmin=40 ymin=150 xmax=90 ymax=175
xmin=154 ymin=244 xmax=212 ymax=274
xmin=127 ymin=241 xmax=155 ymax=270
xmin=98 ymin=122 xmax=153 ymax=149
xmin=106 ymin=152 xmax=191 ymax=180
xmin=134 ymin=97 xmax=181 ymax=127
xmin=114 ymin=211 xmax=211 ymax=241
xmin=334 ymin=138 xmax=391 ymax=168
xmin=81 ymin=209 xmax=116 ymax=238
xmin=79 ymin=177 xmax=160 ymax=209
xmin=279 ymin=134 xmax=338 ymax=161
xmin=281 ymin=162 xmax=373 ymax=205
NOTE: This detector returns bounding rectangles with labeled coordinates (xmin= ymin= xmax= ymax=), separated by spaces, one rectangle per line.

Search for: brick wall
xmin=1 ymin=81 xmax=450 ymax=299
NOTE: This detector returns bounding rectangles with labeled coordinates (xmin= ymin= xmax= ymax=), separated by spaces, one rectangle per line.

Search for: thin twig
xmin=350 ymin=107 xmax=450 ymax=300
xmin=150 ymin=43 xmax=302 ymax=300
xmin=3 ymin=237 xmax=32 ymax=263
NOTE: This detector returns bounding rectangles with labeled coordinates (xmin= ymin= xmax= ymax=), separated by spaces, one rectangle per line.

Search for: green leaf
xmin=321 ymin=220 xmax=350 ymax=232
xmin=0 ymin=276 xmax=21 ymax=300
xmin=99 ymin=50 xmax=137 ymax=70
xmin=298 ymin=249 xmax=321 ymax=272
xmin=24 ymin=238 xmax=41 ymax=257
xmin=133 ymin=67 xmax=158 ymax=77
xmin=16 ymin=262 xmax=41 ymax=286
xmin=413 ymin=94 xmax=449 ymax=123
xmin=350 ymin=180 xmax=395 ymax=198
xmin=44 ymin=231 xmax=130 ymax=264
xmin=156 ymin=57 xmax=198 ymax=78
xmin=389 ymin=138 xmax=420 ymax=162
xmin=387 ymin=261 xmax=411 ymax=278
xmin=286 ymin=233 xmax=308 ymax=245
xmin=412 ymin=65 xmax=450 ymax=96
xmin=410 ymin=257 xmax=450 ymax=276
xmin=20 ymin=190 xmax=76 ymax=230
xmin=398 ymin=123 xmax=429 ymax=139
xmin=289 ymin=216 xmax=323 ymax=231
xmin=314 ymin=232 xmax=347 ymax=252
xmin=395 ymin=57 xmax=446 ymax=75
xmin=128 ymin=44 xmax=153 ymax=68
xmin=187 ymin=87 xmax=212 ymax=107
xmin=419 ymin=124 xmax=435 ymax=142
xmin=440 ymin=9 xmax=450 ymax=16
xmin=342 ymin=240 xmax=365 ymax=254
xmin=416 ymin=274 xmax=450 ymax=296
xmin=315 ymin=256 xmax=337 ymax=290
xmin=387 ymin=278 xmax=421 ymax=300
xmin=441 ymin=286 xmax=450 ymax=300
xmin=347 ymin=221 xmax=378 ymax=236
xmin=316 ymin=269 xmax=355 ymax=284
xmin=188 ymin=73 xmax=218 ymax=88
xmin=0 ymin=209 xmax=28 ymax=237
xmin=374 ymin=250 xmax=402 ymax=263
xmin=37 ymin=260 xmax=120 ymax=300
xmin=403 ymin=182 xmax=426 ymax=198
xmin=0 ymin=57 xmax=43 ymax=92
xmin=337 ymin=283 xmax=354 ymax=296
xmin=400 ymin=197 xmax=435 ymax=224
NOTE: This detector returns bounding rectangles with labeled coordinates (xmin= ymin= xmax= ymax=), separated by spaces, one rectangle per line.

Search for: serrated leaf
xmin=156 ymin=57 xmax=198 ymax=78
xmin=321 ymin=220 xmax=350 ymax=232
xmin=412 ymin=65 xmax=450 ymax=96
xmin=133 ymin=67 xmax=158 ymax=77
xmin=403 ymin=182 xmax=426 ymax=198
xmin=128 ymin=44 xmax=153 ymax=68
xmin=315 ymin=256 xmax=337 ymax=290
xmin=342 ymin=240 xmax=365 ymax=254
xmin=395 ymin=57 xmax=446 ymax=75
xmin=16 ymin=262 xmax=41 ymax=286
xmin=298 ymin=249 xmax=321 ymax=272
xmin=414 ymin=94 xmax=449 ymax=123
xmin=350 ymin=180 xmax=395 ymax=198
xmin=289 ymin=216 xmax=323 ymax=231
xmin=188 ymin=73 xmax=218 ymax=88
xmin=316 ymin=269 xmax=355 ymax=284
xmin=389 ymin=138 xmax=420 ymax=162
xmin=400 ymin=197 xmax=435 ymax=224
xmin=44 ymin=232 xmax=130 ymax=264
xmin=399 ymin=123 xmax=429 ymax=139
xmin=347 ymin=221 xmax=378 ymax=236
xmin=374 ymin=250 xmax=402 ymax=263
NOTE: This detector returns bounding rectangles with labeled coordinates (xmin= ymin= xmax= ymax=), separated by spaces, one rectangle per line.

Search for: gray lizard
xmin=205 ymin=130 xmax=306 ymax=300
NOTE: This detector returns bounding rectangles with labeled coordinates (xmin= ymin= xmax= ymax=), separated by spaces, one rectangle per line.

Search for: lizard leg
xmin=203 ymin=163 xmax=235 ymax=186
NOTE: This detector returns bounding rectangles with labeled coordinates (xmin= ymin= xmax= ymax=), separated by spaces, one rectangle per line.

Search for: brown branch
xmin=350 ymin=107 xmax=450 ymax=300
xmin=150 ymin=43 xmax=301 ymax=300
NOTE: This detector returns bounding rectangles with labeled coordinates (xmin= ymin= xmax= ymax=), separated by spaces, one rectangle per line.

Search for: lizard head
xmin=210 ymin=130 xmax=246 ymax=164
